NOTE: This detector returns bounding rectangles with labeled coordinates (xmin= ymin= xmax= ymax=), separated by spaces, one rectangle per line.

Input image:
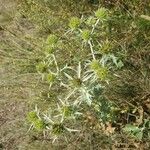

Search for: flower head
xmin=81 ymin=29 xmax=91 ymax=41
xmin=69 ymin=17 xmax=80 ymax=29
xmin=90 ymin=60 xmax=108 ymax=80
xmin=90 ymin=60 xmax=100 ymax=71
xmin=45 ymin=73 xmax=56 ymax=83
xmin=34 ymin=119 xmax=46 ymax=131
xmin=46 ymin=34 xmax=58 ymax=46
xmin=62 ymin=106 xmax=75 ymax=118
xmin=36 ymin=62 xmax=47 ymax=73
xmin=100 ymin=40 xmax=113 ymax=54
xmin=95 ymin=8 xmax=108 ymax=20
xmin=27 ymin=111 xmax=38 ymax=122
xmin=52 ymin=123 xmax=65 ymax=135
xmin=95 ymin=67 xmax=108 ymax=80
xmin=45 ymin=46 xmax=55 ymax=54
xmin=69 ymin=78 xmax=82 ymax=88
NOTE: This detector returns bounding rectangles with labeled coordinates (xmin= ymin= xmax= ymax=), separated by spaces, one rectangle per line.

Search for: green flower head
xmin=52 ymin=123 xmax=65 ymax=135
xmin=69 ymin=78 xmax=82 ymax=88
xmin=96 ymin=67 xmax=108 ymax=80
xmin=46 ymin=73 xmax=56 ymax=83
xmin=36 ymin=62 xmax=47 ymax=73
xmin=69 ymin=17 xmax=80 ymax=29
xmin=81 ymin=29 xmax=91 ymax=41
xmin=100 ymin=40 xmax=113 ymax=54
xmin=90 ymin=60 xmax=100 ymax=71
xmin=95 ymin=8 xmax=108 ymax=20
xmin=45 ymin=45 xmax=55 ymax=54
xmin=90 ymin=60 xmax=108 ymax=80
xmin=34 ymin=119 xmax=46 ymax=131
xmin=46 ymin=34 xmax=58 ymax=46
xmin=27 ymin=111 xmax=38 ymax=122
xmin=62 ymin=106 xmax=74 ymax=118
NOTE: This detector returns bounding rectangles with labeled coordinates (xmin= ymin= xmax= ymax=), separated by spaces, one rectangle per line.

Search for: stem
xmin=88 ymin=40 xmax=95 ymax=60
xmin=91 ymin=19 xmax=100 ymax=34
xmin=52 ymin=54 xmax=59 ymax=73
xmin=65 ymin=88 xmax=76 ymax=101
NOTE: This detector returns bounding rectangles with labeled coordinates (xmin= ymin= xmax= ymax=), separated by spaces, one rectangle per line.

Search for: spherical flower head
xmin=46 ymin=34 xmax=58 ymax=46
xmin=90 ymin=60 xmax=100 ymax=71
xmin=95 ymin=8 xmax=108 ymax=20
xmin=52 ymin=123 xmax=65 ymax=135
xmin=34 ymin=119 xmax=46 ymax=131
xmin=45 ymin=46 xmax=55 ymax=54
xmin=62 ymin=106 xmax=74 ymax=118
xmin=90 ymin=60 xmax=108 ymax=80
xmin=46 ymin=73 xmax=56 ymax=83
xmin=81 ymin=29 xmax=91 ymax=41
xmin=96 ymin=67 xmax=108 ymax=80
xmin=100 ymin=40 xmax=113 ymax=54
xmin=69 ymin=17 xmax=80 ymax=29
xmin=36 ymin=62 xmax=47 ymax=73
xmin=69 ymin=78 xmax=82 ymax=88
xmin=27 ymin=111 xmax=38 ymax=122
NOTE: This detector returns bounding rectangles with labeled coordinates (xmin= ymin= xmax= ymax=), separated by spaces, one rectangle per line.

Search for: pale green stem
xmin=52 ymin=54 xmax=59 ymax=73
xmin=65 ymin=88 xmax=76 ymax=101
xmin=91 ymin=19 xmax=100 ymax=34
xmin=88 ymin=40 xmax=95 ymax=60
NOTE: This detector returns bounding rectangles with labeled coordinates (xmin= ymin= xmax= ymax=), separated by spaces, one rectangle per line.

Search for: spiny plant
xmin=1 ymin=0 xmax=150 ymax=149
xmin=26 ymin=7 xmax=125 ymax=142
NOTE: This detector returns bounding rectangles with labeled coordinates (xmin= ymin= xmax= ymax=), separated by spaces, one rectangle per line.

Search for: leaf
xmin=135 ymin=131 xmax=143 ymax=140
xmin=109 ymin=54 xmax=118 ymax=66
xmin=123 ymin=124 xmax=143 ymax=140
xmin=80 ymin=88 xmax=92 ymax=106
xmin=123 ymin=124 xmax=140 ymax=133
xmin=117 ymin=60 xmax=124 ymax=69
xmin=140 ymin=15 xmax=150 ymax=21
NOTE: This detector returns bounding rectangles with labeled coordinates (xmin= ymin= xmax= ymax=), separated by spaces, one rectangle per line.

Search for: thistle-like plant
xmin=27 ymin=7 xmax=124 ymax=142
